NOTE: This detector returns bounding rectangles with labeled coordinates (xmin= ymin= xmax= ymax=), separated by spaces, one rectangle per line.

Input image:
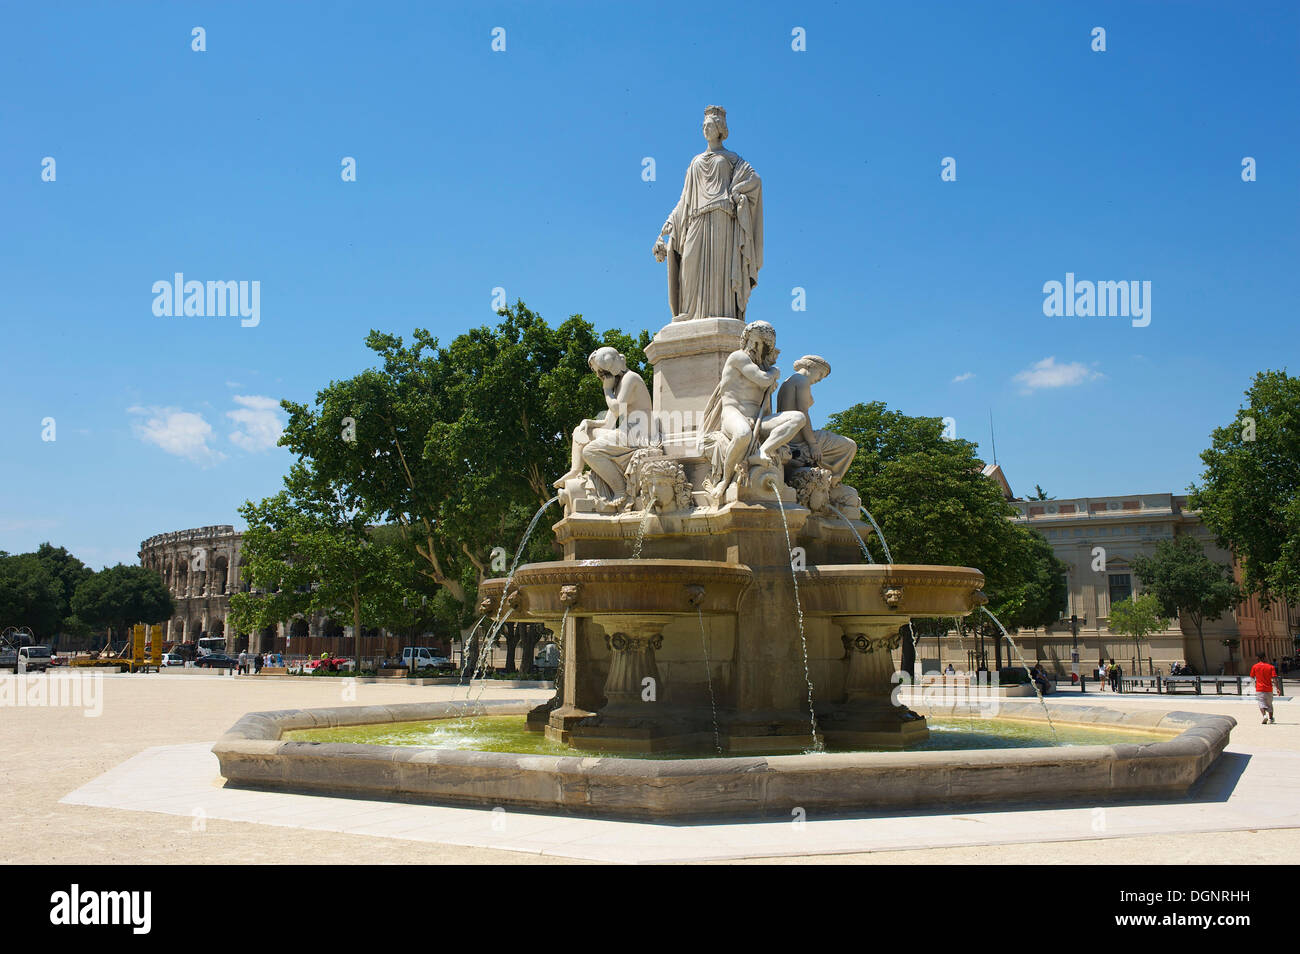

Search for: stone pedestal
xmin=643 ymin=317 xmax=743 ymax=452
xmin=821 ymin=615 xmax=929 ymax=749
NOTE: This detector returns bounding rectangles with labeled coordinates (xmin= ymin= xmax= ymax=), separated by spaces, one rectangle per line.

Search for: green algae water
xmin=283 ymin=715 xmax=1168 ymax=758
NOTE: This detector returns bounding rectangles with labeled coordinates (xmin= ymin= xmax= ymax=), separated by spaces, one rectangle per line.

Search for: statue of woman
xmin=653 ymin=106 xmax=763 ymax=322
xmin=553 ymin=347 xmax=652 ymax=508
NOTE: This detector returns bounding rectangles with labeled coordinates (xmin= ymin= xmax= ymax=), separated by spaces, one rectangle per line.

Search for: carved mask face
xmin=648 ymin=476 xmax=676 ymax=511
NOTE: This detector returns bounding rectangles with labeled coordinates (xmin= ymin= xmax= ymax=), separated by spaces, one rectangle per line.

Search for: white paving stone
xmin=60 ymin=731 xmax=1300 ymax=863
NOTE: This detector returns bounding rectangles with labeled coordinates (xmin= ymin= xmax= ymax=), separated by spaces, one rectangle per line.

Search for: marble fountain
xmin=214 ymin=107 xmax=1233 ymax=819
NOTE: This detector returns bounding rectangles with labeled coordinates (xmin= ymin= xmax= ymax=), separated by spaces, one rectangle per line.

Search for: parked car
xmin=194 ymin=653 xmax=238 ymax=670
xmin=401 ymin=647 xmax=451 ymax=671
xmin=161 ymin=652 xmax=186 ymax=668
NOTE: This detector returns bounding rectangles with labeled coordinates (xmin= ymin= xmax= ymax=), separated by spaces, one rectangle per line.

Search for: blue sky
xmin=2 ymin=1 xmax=1297 ymax=568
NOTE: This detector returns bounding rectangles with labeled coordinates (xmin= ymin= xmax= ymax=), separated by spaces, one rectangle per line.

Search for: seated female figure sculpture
xmin=553 ymin=347 xmax=653 ymax=509
xmin=776 ymin=355 xmax=858 ymax=486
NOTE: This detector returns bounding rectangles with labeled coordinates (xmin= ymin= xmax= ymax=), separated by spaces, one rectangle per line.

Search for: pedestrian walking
xmin=1250 ymin=652 xmax=1278 ymax=724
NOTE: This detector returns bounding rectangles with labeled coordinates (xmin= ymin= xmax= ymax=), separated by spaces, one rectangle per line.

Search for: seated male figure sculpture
xmin=553 ymin=347 xmax=652 ymax=508
xmin=776 ymin=354 xmax=857 ymax=486
xmin=699 ymin=320 xmax=805 ymax=501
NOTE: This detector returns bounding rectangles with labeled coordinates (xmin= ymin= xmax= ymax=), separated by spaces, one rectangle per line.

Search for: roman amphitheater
xmin=138 ymin=525 xmax=361 ymax=654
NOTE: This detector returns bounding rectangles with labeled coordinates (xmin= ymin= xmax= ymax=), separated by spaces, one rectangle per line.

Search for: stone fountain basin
xmin=212 ymin=700 xmax=1236 ymax=820
xmin=477 ymin=559 xmax=753 ymax=619
xmin=797 ymin=564 xmax=986 ymax=618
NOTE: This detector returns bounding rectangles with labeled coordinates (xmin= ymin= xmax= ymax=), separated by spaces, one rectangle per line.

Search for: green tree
xmin=826 ymin=402 xmax=1066 ymax=670
xmin=982 ymin=527 xmax=1070 ymax=665
xmin=1190 ymin=370 xmax=1300 ymax=611
xmin=1108 ymin=592 xmax=1170 ymax=675
xmin=828 ymin=402 xmax=1020 ymax=568
xmin=277 ymin=302 xmax=649 ymax=624
xmin=70 ymin=564 xmax=174 ymax=643
xmin=34 ymin=543 xmax=95 ymax=637
xmin=229 ymin=464 xmax=419 ymax=665
xmin=0 ymin=552 xmax=65 ymax=637
xmin=1132 ymin=536 xmax=1242 ymax=673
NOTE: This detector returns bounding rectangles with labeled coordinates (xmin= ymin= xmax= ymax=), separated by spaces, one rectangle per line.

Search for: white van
xmin=401 ymin=647 xmax=450 ymax=671
xmin=0 ymin=645 xmax=52 ymax=672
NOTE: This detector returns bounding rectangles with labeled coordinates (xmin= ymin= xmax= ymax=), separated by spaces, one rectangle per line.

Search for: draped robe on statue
xmin=663 ymin=149 xmax=763 ymax=321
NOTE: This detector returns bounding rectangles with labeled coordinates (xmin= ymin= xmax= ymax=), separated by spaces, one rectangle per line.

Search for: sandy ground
xmin=3 ymin=670 xmax=1296 ymax=864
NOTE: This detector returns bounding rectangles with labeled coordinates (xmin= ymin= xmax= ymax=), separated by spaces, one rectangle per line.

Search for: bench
xmin=1161 ymin=675 xmax=1247 ymax=695
xmin=1118 ymin=675 xmax=1162 ymax=693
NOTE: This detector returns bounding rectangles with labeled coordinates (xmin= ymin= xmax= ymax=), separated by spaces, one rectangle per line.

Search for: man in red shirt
xmin=1250 ymin=653 xmax=1278 ymax=724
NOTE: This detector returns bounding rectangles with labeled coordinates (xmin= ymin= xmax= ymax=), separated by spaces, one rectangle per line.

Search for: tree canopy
xmin=1190 ymin=369 xmax=1300 ymax=608
xmin=1108 ymin=592 xmax=1170 ymax=674
xmin=1132 ymin=535 xmax=1241 ymax=672
xmin=275 ymin=301 xmax=649 ymax=625
xmin=69 ymin=564 xmax=173 ymax=641
xmin=827 ymin=402 xmax=1067 ymax=633
xmin=228 ymin=464 xmax=421 ymax=661
xmin=0 ymin=552 xmax=65 ymax=636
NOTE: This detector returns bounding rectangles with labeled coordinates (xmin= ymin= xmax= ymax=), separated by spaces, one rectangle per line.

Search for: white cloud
xmin=227 ymin=394 xmax=285 ymax=452
xmin=952 ymin=372 xmax=975 ymax=383
xmin=128 ymin=406 xmax=224 ymax=465
xmin=1013 ymin=356 xmax=1103 ymax=393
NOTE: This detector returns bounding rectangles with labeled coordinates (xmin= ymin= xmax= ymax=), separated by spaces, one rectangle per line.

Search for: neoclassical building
xmin=930 ymin=469 xmax=1298 ymax=676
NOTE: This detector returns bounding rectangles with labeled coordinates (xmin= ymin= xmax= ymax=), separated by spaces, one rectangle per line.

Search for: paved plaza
xmin=4 ymin=670 xmax=1297 ymax=864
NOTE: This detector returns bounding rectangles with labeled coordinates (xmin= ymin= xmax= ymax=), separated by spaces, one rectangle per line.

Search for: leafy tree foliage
xmin=1190 ymin=369 xmax=1300 ymax=608
xmin=228 ymin=464 xmax=419 ymax=662
xmin=276 ymin=301 xmax=649 ymax=624
xmin=1108 ymin=592 xmax=1170 ymax=674
xmin=70 ymin=564 xmax=173 ymax=642
xmin=0 ymin=552 xmax=64 ymax=636
xmin=1133 ymin=536 xmax=1241 ymax=672
xmin=827 ymin=402 xmax=1067 ymax=667
xmin=34 ymin=543 xmax=95 ymax=635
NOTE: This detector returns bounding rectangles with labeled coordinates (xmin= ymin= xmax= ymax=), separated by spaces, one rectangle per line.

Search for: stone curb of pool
xmin=211 ymin=699 xmax=1235 ymax=821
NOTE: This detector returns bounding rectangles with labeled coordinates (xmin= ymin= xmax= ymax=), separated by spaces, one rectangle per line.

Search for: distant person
xmin=944 ymin=663 xmax=956 ymax=675
xmin=1250 ymin=652 xmax=1278 ymax=725
xmin=1097 ymin=662 xmax=1108 ymax=690
xmin=1108 ymin=659 xmax=1121 ymax=692
xmin=253 ymin=652 xmax=263 ymax=675
xmin=237 ymin=649 xmax=248 ymax=675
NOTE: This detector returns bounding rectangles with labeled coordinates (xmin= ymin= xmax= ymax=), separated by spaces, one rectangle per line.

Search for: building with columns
xmin=937 ymin=471 xmax=1297 ymax=676
xmin=138 ymin=525 xmax=356 ymax=654
xmin=139 ymin=526 xmax=243 ymax=648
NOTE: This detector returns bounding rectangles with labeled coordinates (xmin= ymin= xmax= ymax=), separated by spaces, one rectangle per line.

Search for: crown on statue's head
xmin=704 ymin=105 xmax=727 ymax=121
